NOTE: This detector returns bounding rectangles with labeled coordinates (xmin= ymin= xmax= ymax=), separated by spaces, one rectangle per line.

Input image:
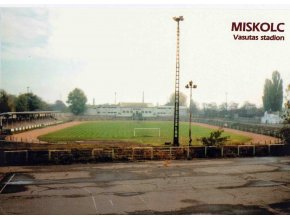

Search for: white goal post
xmin=133 ymin=128 xmax=161 ymax=137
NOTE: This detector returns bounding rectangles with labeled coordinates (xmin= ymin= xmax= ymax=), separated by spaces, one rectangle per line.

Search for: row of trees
xmin=0 ymin=69 xmax=287 ymax=117
xmin=0 ymin=90 xmax=50 ymax=112
xmin=200 ymin=101 xmax=264 ymax=118
xmin=163 ymin=71 xmax=285 ymax=118
xmin=0 ymin=90 xmax=68 ymax=113
xmin=0 ymin=88 xmax=88 ymax=115
xmin=165 ymin=92 xmax=264 ymax=118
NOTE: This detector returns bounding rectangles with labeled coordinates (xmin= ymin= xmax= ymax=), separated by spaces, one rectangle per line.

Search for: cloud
xmin=0 ymin=8 xmax=50 ymax=60
xmin=1 ymin=7 xmax=290 ymax=106
xmin=0 ymin=8 xmax=84 ymax=103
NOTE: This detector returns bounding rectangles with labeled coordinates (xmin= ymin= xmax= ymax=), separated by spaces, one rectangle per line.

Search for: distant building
xmin=261 ymin=111 xmax=283 ymax=124
xmin=85 ymin=102 xmax=187 ymax=118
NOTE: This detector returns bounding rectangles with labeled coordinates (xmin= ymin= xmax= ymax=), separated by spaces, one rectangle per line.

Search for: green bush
xmin=200 ymin=129 xmax=229 ymax=148
xmin=280 ymin=126 xmax=290 ymax=145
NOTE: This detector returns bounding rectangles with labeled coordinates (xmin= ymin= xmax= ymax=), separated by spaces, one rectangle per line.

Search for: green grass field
xmin=38 ymin=121 xmax=251 ymax=146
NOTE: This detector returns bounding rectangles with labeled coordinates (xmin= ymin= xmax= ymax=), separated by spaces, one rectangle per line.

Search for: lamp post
xmin=185 ymin=81 xmax=197 ymax=146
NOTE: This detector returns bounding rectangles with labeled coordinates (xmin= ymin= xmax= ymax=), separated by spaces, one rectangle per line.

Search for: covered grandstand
xmin=0 ymin=111 xmax=62 ymax=135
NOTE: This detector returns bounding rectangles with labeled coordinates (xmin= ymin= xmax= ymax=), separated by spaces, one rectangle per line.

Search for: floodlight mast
xmin=173 ymin=16 xmax=184 ymax=146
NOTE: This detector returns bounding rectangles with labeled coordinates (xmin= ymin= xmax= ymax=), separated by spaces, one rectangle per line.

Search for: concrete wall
xmin=0 ymin=142 xmax=289 ymax=166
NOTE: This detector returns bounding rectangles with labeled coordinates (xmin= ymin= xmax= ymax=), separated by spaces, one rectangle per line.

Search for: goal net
xmin=133 ymin=128 xmax=161 ymax=137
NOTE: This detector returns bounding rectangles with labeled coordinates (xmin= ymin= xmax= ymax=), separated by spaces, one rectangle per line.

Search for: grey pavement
xmin=0 ymin=157 xmax=290 ymax=215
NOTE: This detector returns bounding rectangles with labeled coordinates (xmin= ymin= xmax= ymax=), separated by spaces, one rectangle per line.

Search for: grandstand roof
xmin=119 ymin=102 xmax=153 ymax=107
xmin=0 ymin=111 xmax=59 ymax=117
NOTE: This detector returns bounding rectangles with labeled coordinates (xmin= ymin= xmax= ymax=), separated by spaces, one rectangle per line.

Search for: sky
xmin=1 ymin=6 xmax=290 ymax=108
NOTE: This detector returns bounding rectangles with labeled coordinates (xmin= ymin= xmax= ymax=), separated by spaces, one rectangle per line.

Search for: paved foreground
xmin=0 ymin=157 xmax=290 ymax=215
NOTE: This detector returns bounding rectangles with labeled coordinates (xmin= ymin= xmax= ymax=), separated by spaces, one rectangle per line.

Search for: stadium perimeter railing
xmin=0 ymin=140 xmax=289 ymax=166
xmin=192 ymin=118 xmax=288 ymax=138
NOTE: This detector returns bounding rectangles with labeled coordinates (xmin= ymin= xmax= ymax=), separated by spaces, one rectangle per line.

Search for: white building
xmin=261 ymin=111 xmax=283 ymax=124
xmin=86 ymin=102 xmax=187 ymax=118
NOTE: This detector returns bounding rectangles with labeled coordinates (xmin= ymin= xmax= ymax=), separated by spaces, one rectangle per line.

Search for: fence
xmin=193 ymin=118 xmax=287 ymax=138
xmin=0 ymin=143 xmax=289 ymax=166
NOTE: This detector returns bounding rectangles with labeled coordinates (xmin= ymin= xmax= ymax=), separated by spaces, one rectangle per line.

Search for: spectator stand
xmin=0 ymin=111 xmax=62 ymax=135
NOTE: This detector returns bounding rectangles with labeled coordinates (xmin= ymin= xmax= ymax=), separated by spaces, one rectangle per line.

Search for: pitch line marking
xmin=0 ymin=174 xmax=15 ymax=194
xmin=83 ymin=187 xmax=98 ymax=214
xmin=113 ymin=169 xmax=151 ymax=213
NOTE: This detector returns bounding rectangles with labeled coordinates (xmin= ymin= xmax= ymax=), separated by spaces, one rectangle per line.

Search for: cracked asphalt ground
xmin=0 ymin=157 xmax=290 ymax=215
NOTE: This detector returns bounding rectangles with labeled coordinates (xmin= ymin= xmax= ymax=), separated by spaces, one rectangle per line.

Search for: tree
xmin=16 ymin=93 xmax=49 ymax=112
xmin=241 ymin=102 xmax=263 ymax=117
xmin=40 ymin=101 xmax=51 ymax=111
xmin=218 ymin=102 xmax=230 ymax=118
xmin=15 ymin=94 xmax=28 ymax=111
xmin=0 ymin=90 xmax=10 ymax=112
xmin=202 ymin=102 xmax=218 ymax=117
xmin=280 ymin=127 xmax=290 ymax=145
xmin=51 ymin=100 xmax=68 ymax=112
xmin=189 ymin=99 xmax=199 ymax=115
xmin=227 ymin=102 xmax=239 ymax=118
xmin=67 ymin=88 xmax=87 ymax=115
xmin=262 ymin=71 xmax=283 ymax=112
xmin=280 ymin=84 xmax=290 ymax=144
xmin=165 ymin=92 xmax=187 ymax=106
xmin=219 ymin=102 xmax=228 ymax=111
xmin=228 ymin=102 xmax=239 ymax=111
xmin=281 ymin=84 xmax=290 ymax=124
xmin=8 ymin=94 xmax=17 ymax=112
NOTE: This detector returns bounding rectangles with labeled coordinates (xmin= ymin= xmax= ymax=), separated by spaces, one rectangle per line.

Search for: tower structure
xmin=172 ymin=16 xmax=184 ymax=146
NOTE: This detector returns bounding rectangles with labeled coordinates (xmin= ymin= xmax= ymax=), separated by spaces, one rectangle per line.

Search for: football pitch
xmin=38 ymin=121 xmax=251 ymax=146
